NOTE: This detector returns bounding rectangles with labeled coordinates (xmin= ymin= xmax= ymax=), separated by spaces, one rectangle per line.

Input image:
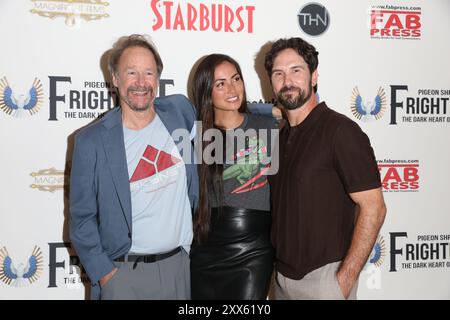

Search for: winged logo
xmin=368 ymin=235 xmax=386 ymax=267
xmin=0 ymin=246 xmax=43 ymax=287
xmin=350 ymin=86 xmax=387 ymax=121
xmin=0 ymin=77 xmax=44 ymax=117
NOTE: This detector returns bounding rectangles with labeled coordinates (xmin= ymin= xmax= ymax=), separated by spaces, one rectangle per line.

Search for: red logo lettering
xmin=378 ymin=164 xmax=420 ymax=191
xmin=151 ymin=0 xmax=255 ymax=33
xmin=370 ymin=10 xmax=421 ymax=39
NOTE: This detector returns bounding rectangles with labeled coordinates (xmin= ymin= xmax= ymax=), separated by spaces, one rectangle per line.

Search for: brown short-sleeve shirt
xmin=269 ymin=102 xmax=381 ymax=280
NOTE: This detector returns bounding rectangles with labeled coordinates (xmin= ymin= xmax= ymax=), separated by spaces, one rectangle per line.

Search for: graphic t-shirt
xmin=124 ymin=114 xmax=192 ymax=254
xmin=210 ymin=113 xmax=278 ymax=211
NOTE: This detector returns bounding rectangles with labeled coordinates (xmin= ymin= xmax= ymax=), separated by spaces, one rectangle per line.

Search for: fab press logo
xmin=369 ymin=4 xmax=421 ymax=40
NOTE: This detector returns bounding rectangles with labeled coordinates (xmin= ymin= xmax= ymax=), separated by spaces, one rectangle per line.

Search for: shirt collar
xmin=282 ymin=102 xmax=327 ymax=133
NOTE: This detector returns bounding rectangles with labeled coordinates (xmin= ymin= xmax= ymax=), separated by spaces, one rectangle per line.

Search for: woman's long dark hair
xmin=191 ymin=54 xmax=247 ymax=243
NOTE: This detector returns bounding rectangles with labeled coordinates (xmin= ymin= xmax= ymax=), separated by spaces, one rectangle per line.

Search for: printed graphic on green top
xmin=223 ymin=136 xmax=270 ymax=194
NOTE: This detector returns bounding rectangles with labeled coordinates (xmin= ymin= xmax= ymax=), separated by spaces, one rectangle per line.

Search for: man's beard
xmin=276 ymin=82 xmax=312 ymax=110
xmin=123 ymin=86 xmax=154 ymax=112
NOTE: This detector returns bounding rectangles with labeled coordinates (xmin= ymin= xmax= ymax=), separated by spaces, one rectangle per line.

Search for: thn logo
xmin=0 ymin=246 xmax=43 ymax=287
xmin=297 ymin=2 xmax=330 ymax=36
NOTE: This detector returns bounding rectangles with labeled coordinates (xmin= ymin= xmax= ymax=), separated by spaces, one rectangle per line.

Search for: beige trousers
xmin=274 ymin=261 xmax=358 ymax=300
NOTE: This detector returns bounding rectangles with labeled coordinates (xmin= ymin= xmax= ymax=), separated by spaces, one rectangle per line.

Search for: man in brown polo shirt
xmin=264 ymin=37 xmax=387 ymax=300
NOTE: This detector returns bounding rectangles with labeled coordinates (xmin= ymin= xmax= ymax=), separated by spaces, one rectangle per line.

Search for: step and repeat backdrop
xmin=1 ymin=0 xmax=449 ymax=299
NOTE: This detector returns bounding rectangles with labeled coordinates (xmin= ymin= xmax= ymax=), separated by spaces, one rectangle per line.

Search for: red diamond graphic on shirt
xmin=130 ymin=145 xmax=181 ymax=182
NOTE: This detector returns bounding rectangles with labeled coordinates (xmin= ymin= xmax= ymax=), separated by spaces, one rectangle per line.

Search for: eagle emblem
xmin=0 ymin=77 xmax=44 ymax=117
xmin=368 ymin=235 xmax=386 ymax=267
xmin=350 ymin=86 xmax=387 ymax=121
xmin=0 ymin=246 xmax=43 ymax=287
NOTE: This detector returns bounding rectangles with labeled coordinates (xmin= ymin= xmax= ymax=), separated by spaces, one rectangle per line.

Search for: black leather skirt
xmin=190 ymin=206 xmax=274 ymax=300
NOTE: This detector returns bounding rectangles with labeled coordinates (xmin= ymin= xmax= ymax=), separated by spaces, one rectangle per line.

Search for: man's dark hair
xmin=264 ymin=37 xmax=319 ymax=92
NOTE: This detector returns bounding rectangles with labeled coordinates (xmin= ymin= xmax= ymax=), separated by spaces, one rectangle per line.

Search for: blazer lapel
xmin=156 ymin=103 xmax=185 ymax=157
xmin=100 ymin=108 xmax=132 ymax=230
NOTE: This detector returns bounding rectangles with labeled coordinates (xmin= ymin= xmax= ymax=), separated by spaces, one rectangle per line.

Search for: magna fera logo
xmin=30 ymin=0 xmax=110 ymax=28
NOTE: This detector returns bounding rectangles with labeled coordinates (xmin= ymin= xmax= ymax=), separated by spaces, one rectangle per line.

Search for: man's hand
xmin=99 ymin=268 xmax=118 ymax=287
xmin=336 ymin=187 xmax=386 ymax=299
xmin=336 ymin=270 xmax=356 ymax=299
xmin=272 ymin=106 xmax=282 ymax=120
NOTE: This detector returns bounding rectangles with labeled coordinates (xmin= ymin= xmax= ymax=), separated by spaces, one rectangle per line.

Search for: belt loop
xmin=132 ymin=256 xmax=142 ymax=270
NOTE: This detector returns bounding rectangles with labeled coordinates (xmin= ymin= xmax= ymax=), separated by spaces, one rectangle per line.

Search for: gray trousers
xmin=274 ymin=261 xmax=358 ymax=300
xmin=100 ymin=249 xmax=190 ymax=300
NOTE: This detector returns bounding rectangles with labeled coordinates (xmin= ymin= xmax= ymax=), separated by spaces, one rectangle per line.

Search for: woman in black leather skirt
xmin=190 ymin=54 xmax=276 ymax=300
